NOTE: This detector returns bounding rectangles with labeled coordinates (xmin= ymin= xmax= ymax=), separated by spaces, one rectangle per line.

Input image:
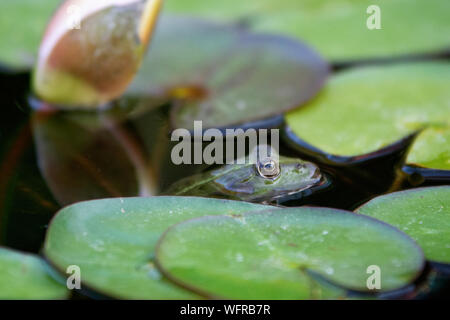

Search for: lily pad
xmin=155 ymin=207 xmax=424 ymax=299
xmin=2 ymin=0 xmax=448 ymax=70
xmin=0 ymin=247 xmax=68 ymax=299
xmin=406 ymin=127 xmax=450 ymax=171
xmin=356 ymin=186 xmax=450 ymax=265
xmin=0 ymin=0 xmax=60 ymax=70
xmin=44 ymin=197 xmax=269 ymax=299
xmin=284 ymin=62 xmax=450 ymax=170
xmin=128 ymin=15 xmax=328 ymax=130
xmin=165 ymin=0 xmax=256 ymax=22
xmin=167 ymin=0 xmax=450 ymax=62
xmin=165 ymin=156 xmax=326 ymax=204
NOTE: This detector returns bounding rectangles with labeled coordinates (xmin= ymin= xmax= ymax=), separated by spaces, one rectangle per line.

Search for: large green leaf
xmin=0 ymin=247 xmax=68 ymax=299
xmin=285 ymin=62 xmax=450 ymax=170
xmin=252 ymin=0 xmax=450 ymax=62
xmin=0 ymin=0 xmax=60 ymax=70
xmin=156 ymin=207 xmax=424 ymax=299
xmin=44 ymin=197 xmax=269 ymax=299
xmin=357 ymin=186 xmax=450 ymax=265
xmin=167 ymin=0 xmax=450 ymax=61
xmin=128 ymin=16 xmax=328 ymax=130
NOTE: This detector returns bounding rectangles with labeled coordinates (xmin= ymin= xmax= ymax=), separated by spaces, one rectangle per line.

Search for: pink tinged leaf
xmin=33 ymin=0 xmax=163 ymax=108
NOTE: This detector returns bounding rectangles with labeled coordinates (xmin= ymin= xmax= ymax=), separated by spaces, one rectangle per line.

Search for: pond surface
xmin=0 ymin=68 xmax=448 ymax=299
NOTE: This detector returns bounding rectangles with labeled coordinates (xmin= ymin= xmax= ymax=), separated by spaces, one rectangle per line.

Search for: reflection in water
xmin=33 ymin=110 xmax=140 ymax=205
xmin=31 ymin=99 xmax=201 ymax=206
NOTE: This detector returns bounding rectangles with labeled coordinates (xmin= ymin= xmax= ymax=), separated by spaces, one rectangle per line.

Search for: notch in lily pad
xmin=155 ymin=207 xmax=424 ymax=299
xmin=32 ymin=0 xmax=163 ymax=108
xmin=44 ymin=197 xmax=270 ymax=299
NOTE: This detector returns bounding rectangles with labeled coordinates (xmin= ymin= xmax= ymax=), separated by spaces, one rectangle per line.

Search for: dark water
xmin=0 ymin=72 xmax=56 ymax=252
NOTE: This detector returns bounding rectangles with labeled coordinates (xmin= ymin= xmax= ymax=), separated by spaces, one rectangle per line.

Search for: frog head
xmin=166 ymin=155 xmax=326 ymax=204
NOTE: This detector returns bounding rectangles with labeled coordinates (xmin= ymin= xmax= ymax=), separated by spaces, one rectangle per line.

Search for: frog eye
xmin=257 ymin=158 xmax=280 ymax=180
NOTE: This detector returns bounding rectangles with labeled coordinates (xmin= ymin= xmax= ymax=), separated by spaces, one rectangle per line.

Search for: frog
xmin=165 ymin=155 xmax=328 ymax=204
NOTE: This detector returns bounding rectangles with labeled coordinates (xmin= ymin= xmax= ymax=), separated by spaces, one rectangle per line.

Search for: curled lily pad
xmin=167 ymin=0 xmax=450 ymax=62
xmin=156 ymin=207 xmax=424 ymax=299
xmin=356 ymin=186 xmax=450 ymax=265
xmin=128 ymin=15 xmax=329 ymax=130
xmin=284 ymin=62 xmax=450 ymax=170
xmin=33 ymin=0 xmax=162 ymax=107
xmin=44 ymin=197 xmax=269 ymax=299
xmin=0 ymin=247 xmax=68 ymax=299
xmin=165 ymin=156 xmax=327 ymax=204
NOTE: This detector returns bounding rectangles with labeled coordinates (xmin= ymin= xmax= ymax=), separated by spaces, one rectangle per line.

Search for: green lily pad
xmin=253 ymin=0 xmax=450 ymax=62
xmin=285 ymin=62 xmax=450 ymax=170
xmin=165 ymin=0 xmax=255 ymax=22
xmin=44 ymin=197 xmax=269 ymax=299
xmin=0 ymin=247 xmax=68 ymax=299
xmin=356 ymin=186 xmax=450 ymax=265
xmin=406 ymin=127 xmax=450 ymax=171
xmin=155 ymin=207 xmax=424 ymax=299
xmin=0 ymin=0 xmax=60 ymax=70
xmin=128 ymin=16 xmax=328 ymax=130
xmin=165 ymin=156 xmax=325 ymax=204
xmin=167 ymin=0 xmax=450 ymax=61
